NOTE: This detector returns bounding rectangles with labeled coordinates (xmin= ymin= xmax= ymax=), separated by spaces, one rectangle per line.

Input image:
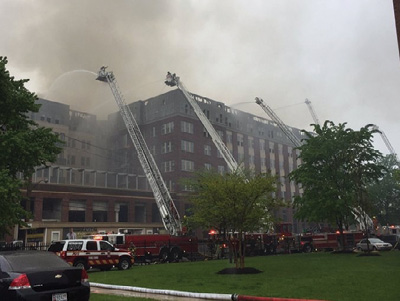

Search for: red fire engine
xmin=90 ymin=233 xmax=199 ymax=263
xmin=209 ymin=223 xmax=365 ymax=258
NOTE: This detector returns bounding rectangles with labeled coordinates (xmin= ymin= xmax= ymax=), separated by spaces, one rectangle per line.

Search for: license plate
xmin=52 ymin=293 xmax=67 ymax=301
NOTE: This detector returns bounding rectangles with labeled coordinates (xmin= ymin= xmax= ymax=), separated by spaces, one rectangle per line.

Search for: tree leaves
xmin=0 ymin=57 xmax=63 ymax=237
xmin=289 ymin=120 xmax=385 ymax=233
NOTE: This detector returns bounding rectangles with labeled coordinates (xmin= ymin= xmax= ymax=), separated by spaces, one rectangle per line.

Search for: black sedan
xmin=0 ymin=250 xmax=90 ymax=301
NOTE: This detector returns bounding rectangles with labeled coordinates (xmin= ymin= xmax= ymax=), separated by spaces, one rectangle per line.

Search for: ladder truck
xmin=97 ymin=67 xmax=182 ymax=236
xmin=165 ymin=73 xmax=243 ymax=174
xmin=255 ymin=97 xmax=372 ymax=232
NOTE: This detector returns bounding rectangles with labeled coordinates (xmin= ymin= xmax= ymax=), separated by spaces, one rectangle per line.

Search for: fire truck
xmin=377 ymin=225 xmax=400 ymax=250
xmin=209 ymin=223 xmax=364 ymax=258
xmin=89 ymin=233 xmax=198 ymax=263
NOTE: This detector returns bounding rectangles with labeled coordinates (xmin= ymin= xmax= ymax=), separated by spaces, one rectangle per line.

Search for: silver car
xmin=356 ymin=238 xmax=392 ymax=251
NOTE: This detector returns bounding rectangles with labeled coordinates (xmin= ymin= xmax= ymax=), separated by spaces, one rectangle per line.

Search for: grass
xmin=89 ymin=251 xmax=400 ymax=301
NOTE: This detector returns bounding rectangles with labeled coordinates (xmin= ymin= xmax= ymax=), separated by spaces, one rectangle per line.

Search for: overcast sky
xmin=1 ymin=0 xmax=399 ymax=155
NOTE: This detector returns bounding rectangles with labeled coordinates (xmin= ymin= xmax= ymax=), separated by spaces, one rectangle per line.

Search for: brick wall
xmin=394 ymin=0 xmax=400 ymax=58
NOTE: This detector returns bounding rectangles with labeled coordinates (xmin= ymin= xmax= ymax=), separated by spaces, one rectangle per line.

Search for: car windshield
xmin=369 ymin=238 xmax=383 ymax=243
xmin=2 ymin=251 xmax=69 ymax=271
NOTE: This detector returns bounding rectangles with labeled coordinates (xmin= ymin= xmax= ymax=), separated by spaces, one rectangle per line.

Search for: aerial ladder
xmin=97 ymin=67 xmax=182 ymax=236
xmin=256 ymin=96 xmax=373 ymax=231
xmin=372 ymin=125 xmax=398 ymax=161
xmin=304 ymin=98 xmax=320 ymax=126
xmin=255 ymin=97 xmax=302 ymax=147
xmin=165 ymin=73 xmax=243 ymax=174
xmin=164 ymin=75 xmax=277 ymax=232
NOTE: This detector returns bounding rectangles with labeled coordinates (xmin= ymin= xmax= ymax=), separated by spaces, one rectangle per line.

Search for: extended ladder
xmin=97 ymin=67 xmax=182 ymax=235
xmin=165 ymin=73 xmax=242 ymax=174
xmin=255 ymin=97 xmax=302 ymax=147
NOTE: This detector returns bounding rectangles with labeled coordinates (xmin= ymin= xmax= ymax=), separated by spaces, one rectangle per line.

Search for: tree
xmin=184 ymin=167 xmax=280 ymax=268
xmin=289 ymin=121 xmax=385 ymax=250
xmin=0 ymin=56 xmax=62 ymax=237
xmin=368 ymin=154 xmax=400 ymax=225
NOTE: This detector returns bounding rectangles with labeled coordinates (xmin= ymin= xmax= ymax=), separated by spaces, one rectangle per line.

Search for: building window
xmin=237 ymin=134 xmax=243 ymax=147
xmin=203 ymin=127 xmax=210 ymax=138
xmin=161 ymin=121 xmax=174 ymax=135
xmin=217 ymin=165 xmax=225 ymax=175
xmin=248 ymin=137 xmax=254 ymax=149
xmin=116 ymin=203 xmax=128 ymax=223
xmin=51 ymin=231 xmax=61 ymax=241
xmin=260 ymin=139 xmax=265 ymax=151
xmin=269 ymin=142 xmax=275 ymax=153
xmin=181 ymin=160 xmax=194 ymax=172
xmin=93 ymin=201 xmax=108 ymax=222
xmin=249 ymin=155 xmax=254 ymax=165
xmin=204 ymin=163 xmax=212 ymax=170
xmin=68 ymin=199 xmax=86 ymax=222
xmin=42 ymin=198 xmax=62 ymax=221
xmin=152 ymin=203 xmax=162 ymax=222
xmin=181 ymin=140 xmax=194 ymax=153
xmin=226 ymin=131 xmax=232 ymax=144
xmin=204 ymin=145 xmax=212 ymax=156
xmin=162 ymin=160 xmax=175 ymax=172
xmin=181 ymin=121 xmax=194 ymax=134
xmin=134 ymin=203 xmax=146 ymax=223
xmin=161 ymin=141 xmax=172 ymax=154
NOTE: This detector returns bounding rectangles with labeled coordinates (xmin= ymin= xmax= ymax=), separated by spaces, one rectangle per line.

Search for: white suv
xmin=48 ymin=239 xmax=134 ymax=271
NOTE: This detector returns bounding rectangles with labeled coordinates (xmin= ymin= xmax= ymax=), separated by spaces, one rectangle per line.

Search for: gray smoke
xmin=1 ymin=0 xmax=399 ymax=154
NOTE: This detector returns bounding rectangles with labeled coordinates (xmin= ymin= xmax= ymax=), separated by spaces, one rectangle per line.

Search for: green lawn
xmin=89 ymin=251 xmax=399 ymax=301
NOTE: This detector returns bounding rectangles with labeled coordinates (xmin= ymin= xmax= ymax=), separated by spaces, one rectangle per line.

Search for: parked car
xmin=48 ymin=239 xmax=134 ymax=271
xmin=0 ymin=250 xmax=90 ymax=301
xmin=379 ymin=235 xmax=400 ymax=250
xmin=356 ymin=238 xmax=393 ymax=251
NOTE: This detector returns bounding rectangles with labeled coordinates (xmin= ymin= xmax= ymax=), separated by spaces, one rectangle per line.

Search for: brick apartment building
xmin=394 ymin=0 xmax=400 ymax=57
xmin=17 ymin=89 xmax=307 ymax=245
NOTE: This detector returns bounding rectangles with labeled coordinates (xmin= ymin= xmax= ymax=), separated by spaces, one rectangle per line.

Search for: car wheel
xmin=170 ymin=247 xmax=182 ymax=262
xmin=118 ymin=257 xmax=131 ymax=270
xmin=303 ymin=244 xmax=312 ymax=253
xmin=74 ymin=260 xmax=87 ymax=270
xmin=373 ymin=246 xmax=378 ymax=251
xmin=159 ymin=248 xmax=169 ymax=262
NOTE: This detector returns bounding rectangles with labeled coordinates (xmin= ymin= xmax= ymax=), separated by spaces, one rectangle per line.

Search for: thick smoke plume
xmin=1 ymin=0 xmax=399 ymax=154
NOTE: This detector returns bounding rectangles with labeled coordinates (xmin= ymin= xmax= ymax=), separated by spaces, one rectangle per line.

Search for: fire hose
xmin=91 ymin=282 xmax=327 ymax=301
